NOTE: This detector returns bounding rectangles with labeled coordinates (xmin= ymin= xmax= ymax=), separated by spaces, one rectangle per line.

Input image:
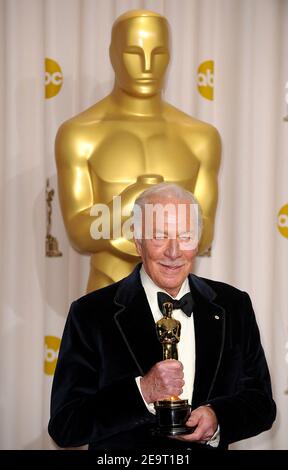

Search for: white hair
xmin=132 ymin=182 xmax=203 ymax=241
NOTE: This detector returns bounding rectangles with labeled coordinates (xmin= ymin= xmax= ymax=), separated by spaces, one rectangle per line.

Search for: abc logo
xmin=44 ymin=335 xmax=61 ymax=375
xmin=45 ymin=58 xmax=63 ymax=99
xmin=277 ymin=204 xmax=288 ymax=239
xmin=197 ymin=60 xmax=214 ymax=101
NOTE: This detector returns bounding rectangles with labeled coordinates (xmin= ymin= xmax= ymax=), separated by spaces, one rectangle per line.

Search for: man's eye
xmin=154 ymin=234 xmax=166 ymax=240
xmin=179 ymin=234 xmax=192 ymax=241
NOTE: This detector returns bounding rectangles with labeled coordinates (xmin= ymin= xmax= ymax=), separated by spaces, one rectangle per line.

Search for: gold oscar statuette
xmin=154 ymin=302 xmax=193 ymax=436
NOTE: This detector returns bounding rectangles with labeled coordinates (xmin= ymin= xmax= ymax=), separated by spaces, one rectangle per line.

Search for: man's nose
xmin=164 ymin=239 xmax=181 ymax=259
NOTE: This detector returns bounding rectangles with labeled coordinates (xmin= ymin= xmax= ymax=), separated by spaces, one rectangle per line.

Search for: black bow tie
xmin=157 ymin=291 xmax=194 ymax=317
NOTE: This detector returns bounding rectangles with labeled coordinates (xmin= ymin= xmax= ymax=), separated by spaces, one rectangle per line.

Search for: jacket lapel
xmin=189 ymin=275 xmax=226 ymax=406
xmin=113 ymin=266 xmax=162 ymax=376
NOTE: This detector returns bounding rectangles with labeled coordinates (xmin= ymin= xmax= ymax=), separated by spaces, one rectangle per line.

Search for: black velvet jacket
xmin=48 ymin=264 xmax=276 ymax=450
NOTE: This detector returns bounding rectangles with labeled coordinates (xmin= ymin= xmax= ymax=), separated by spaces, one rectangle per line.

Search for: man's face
xmin=110 ymin=17 xmax=170 ymax=97
xmin=134 ymin=198 xmax=199 ymax=297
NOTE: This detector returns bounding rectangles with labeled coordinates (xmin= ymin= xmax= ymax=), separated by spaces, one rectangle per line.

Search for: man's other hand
xmin=173 ymin=405 xmax=218 ymax=443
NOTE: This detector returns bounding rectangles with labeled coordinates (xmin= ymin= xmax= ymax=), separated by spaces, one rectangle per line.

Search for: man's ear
xmin=133 ymin=237 xmax=142 ymax=257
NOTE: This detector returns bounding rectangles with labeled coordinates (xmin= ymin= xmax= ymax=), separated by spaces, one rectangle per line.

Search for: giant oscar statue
xmin=55 ymin=9 xmax=221 ymax=292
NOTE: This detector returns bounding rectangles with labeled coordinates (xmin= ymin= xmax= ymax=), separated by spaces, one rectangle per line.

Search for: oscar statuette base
xmin=154 ymin=399 xmax=194 ymax=436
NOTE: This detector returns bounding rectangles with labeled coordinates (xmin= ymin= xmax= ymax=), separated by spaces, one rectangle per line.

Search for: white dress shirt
xmin=135 ymin=265 xmax=220 ymax=447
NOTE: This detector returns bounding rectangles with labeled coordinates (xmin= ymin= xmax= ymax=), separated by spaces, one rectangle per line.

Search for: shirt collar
xmin=140 ymin=265 xmax=190 ymax=317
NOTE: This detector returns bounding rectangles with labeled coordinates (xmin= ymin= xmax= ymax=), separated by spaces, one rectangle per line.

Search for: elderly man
xmin=48 ymin=183 xmax=276 ymax=450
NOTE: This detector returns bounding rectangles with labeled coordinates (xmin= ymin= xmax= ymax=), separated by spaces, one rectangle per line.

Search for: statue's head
xmin=110 ymin=10 xmax=170 ymax=97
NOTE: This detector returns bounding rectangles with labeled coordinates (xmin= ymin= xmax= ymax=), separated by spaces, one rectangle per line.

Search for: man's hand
xmin=140 ymin=360 xmax=184 ymax=404
xmin=174 ymin=405 xmax=218 ymax=443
